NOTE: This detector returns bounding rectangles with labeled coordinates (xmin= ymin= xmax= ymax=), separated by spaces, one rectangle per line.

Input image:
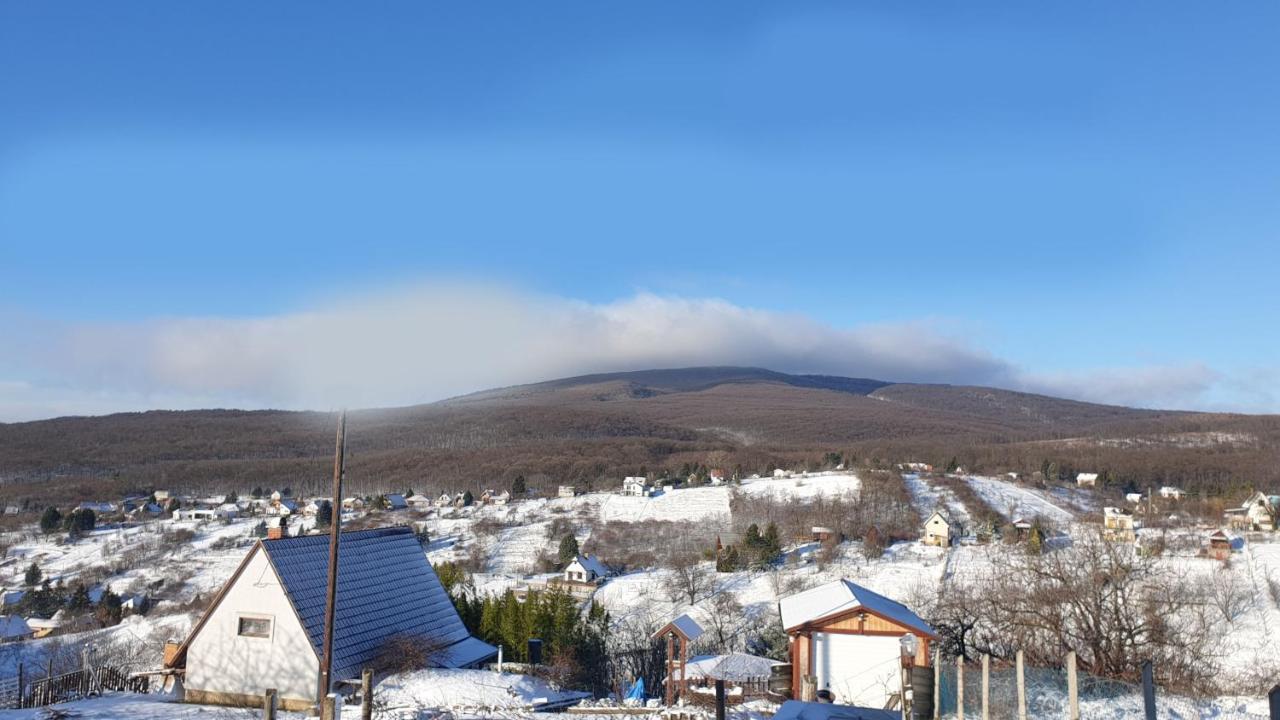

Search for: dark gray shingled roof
xmin=262 ymin=525 xmax=495 ymax=681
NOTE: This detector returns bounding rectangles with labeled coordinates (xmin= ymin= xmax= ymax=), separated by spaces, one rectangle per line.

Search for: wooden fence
xmin=0 ymin=663 xmax=148 ymax=709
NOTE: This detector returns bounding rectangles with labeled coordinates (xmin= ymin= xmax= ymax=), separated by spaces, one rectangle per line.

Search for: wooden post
xmin=1268 ymin=684 xmax=1280 ymax=720
xmin=1016 ymin=650 xmax=1027 ymax=720
xmin=956 ymin=657 xmax=964 ymax=720
xmin=320 ymin=693 xmax=341 ymax=720
xmin=665 ymin=633 xmax=675 ymax=706
xmin=361 ymin=669 xmax=373 ymax=720
xmin=17 ymin=663 xmax=23 ymax=709
xmin=933 ymin=652 xmax=941 ymax=720
xmin=263 ymin=688 xmax=278 ymax=720
xmin=1141 ymin=661 xmax=1156 ymax=720
xmin=1066 ymin=651 xmax=1079 ymax=720
xmin=317 ymin=412 xmax=346 ymax=706
xmin=981 ymin=654 xmax=990 ymax=720
xmin=715 ymin=679 xmax=726 ymax=720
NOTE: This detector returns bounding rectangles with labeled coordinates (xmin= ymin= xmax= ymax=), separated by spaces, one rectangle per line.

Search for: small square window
xmin=238 ymin=616 xmax=272 ymax=638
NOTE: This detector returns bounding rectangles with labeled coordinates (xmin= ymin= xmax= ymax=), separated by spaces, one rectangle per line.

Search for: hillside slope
xmin=0 ymin=367 xmax=1276 ymax=503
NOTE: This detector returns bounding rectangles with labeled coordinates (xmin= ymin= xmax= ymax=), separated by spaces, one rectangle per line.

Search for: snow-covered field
xmin=962 ymin=475 xmax=1076 ymax=525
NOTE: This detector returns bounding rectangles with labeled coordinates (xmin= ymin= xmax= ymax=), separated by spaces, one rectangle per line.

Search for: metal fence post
xmin=1066 ymin=651 xmax=1079 ymax=720
xmin=956 ymin=657 xmax=964 ymax=720
xmin=1268 ymin=683 xmax=1280 ymax=720
xmin=1141 ymin=661 xmax=1156 ymax=720
xmin=933 ymin=652 xmax=941 ymax=720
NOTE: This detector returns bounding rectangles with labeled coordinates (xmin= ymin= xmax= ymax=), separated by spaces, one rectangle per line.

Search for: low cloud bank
xmin=0 ymin=284 xmax=1261 ymax=420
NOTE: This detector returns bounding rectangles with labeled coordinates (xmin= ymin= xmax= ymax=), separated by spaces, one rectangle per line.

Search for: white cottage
xmin=622 ymin=476 xmax=651 ymax=497
xmin=1076 ymin=473 xmax=1098 ymax=487
xmin=922 ymin=510 xmax=956 ymax=547
xmin=166 ymin=526 xmax=495 ymax=710
xmin=563 ymin=554 xmax=610 ymax=585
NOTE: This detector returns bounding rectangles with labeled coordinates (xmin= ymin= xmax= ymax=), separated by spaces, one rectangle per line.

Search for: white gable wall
xmin=186 ymin=547 xmax=319 ymax=708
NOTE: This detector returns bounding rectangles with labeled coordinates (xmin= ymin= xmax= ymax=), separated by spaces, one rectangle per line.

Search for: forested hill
xmin=1 ymin=366 xmax=1276 ymax=504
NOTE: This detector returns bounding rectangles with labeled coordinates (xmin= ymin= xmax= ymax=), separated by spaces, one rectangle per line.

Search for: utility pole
xmin=317 ymin=411 xmax=346 ymax=709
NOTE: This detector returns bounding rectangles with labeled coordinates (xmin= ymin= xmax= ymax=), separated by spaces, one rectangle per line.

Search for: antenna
xmin=317 ymin=410 xmax=346 ymax=708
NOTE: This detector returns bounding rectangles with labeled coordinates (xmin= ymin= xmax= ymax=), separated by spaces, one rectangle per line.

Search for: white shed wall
xmin=812 ymin=632 xmax=901 ymax=708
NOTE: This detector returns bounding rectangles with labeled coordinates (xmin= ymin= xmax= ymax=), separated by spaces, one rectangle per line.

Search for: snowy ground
xmin=2 ymin=472 xmax=1277 ymax=717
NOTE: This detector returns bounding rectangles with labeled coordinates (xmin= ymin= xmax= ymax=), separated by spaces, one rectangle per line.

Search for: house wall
xmin=185 ymin=549 xmax=319 ymax=709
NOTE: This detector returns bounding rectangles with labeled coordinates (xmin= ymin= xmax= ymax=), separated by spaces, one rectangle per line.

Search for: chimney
xmin=267 ymin=525 xmax=284 ymax=540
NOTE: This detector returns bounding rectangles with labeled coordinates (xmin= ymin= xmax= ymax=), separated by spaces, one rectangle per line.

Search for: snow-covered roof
xmin=669 ymin=652 xmax=782 ymax=683
xmin=778 ymin=579 xmax=935 ymax=637
xmin=571 ymin=554 xmax=609 ymax=577
xmin=384 ymin=493 xmax=408 ymax=509
xmin=0 ymin=615 xmax=32 ymax=639
xmin=654 ymin=613 xmax=704 ymax=642
xmin=771 ymin=700 xmax=899 ymax=720
xmin=406 ymin=494 xmax=432 ymax=504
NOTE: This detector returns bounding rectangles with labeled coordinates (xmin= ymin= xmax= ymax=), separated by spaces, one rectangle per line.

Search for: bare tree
xmin=664 ymin=554 xmax=714 ymax=606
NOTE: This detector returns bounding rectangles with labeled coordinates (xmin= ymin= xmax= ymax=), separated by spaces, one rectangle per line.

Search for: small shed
xmin=653 ymin=613 xmax=704 ymax=706
xmin=1204 ymin=530 xmax=1234 ymax=562
xmin=1076 ymin=473 xmax=1098 ymax=487
xmin=779 ymin=579 xmax=936 ymax=708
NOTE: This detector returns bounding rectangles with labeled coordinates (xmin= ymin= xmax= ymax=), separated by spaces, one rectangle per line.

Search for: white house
xmin=779 ymin=579 xmax=936 ymax=708
xmin=1125 ymin=493 xmax=1144 ymax=504
xmin=708 ymin=469 xmax=727 ymax=486
xmin=622 ymin=477 xmax=651 ymax=497
xmin=563 ymin=554 xmax=610 ymax=585
xmin=922 ymin=510 xmax=955 ymax=547
xmin=434 ymin=493 xmax=453 ymax=508
xmin=167 ymin=526 xmax=495 ymax=711
xmin=773 ymin=469 xmax=791 ymax=479
xmin=174 ymin=508 xmax=219 ymax=521
xmin=1226 ymin=492 xmax=1277 ymax=532
xmin=405 ymin=493 xmax=434 ymax=510
xmin=1159 ymin=486 xmax=1186 ymax=500
xmin=558 ymin=486 xmax=579 ymax=498
xmin=1076 ymin=473 xmax=1099 ymax=487
xmin=1103 ymin=506 xmax=1137 ymax=542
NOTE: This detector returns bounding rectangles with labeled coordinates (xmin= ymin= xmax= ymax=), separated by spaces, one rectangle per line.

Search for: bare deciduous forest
xmin=1 ymin=367 xmax=1276 ymax=506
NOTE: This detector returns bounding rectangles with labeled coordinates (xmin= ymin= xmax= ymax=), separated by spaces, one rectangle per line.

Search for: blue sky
xmin=2 ymin=1 xmax=1278 ymax=419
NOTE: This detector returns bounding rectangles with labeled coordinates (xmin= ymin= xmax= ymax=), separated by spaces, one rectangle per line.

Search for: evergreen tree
xmin=63 ymin=508 xmax=97 ymax=537
xmin=315 ymin=500 xmax=334 ymax=528
xmin=95 ymin=589 xmax=123 ymax=627
xmin=252 ymin=521 xmax=268 ymax=538
xmin=68 ymin=583 xmax=92 ymax=612
xmin=24 ymin=562 xmax=41 ymax=586
xmin=461 ymin=490 xmax=474 ymax=507
xmin=511 ymin=475 xmax=527 ymax=496
xmin=39 ymin=507 xmax=62 ymax=534
xmin=251 ymin=487 xmax=264 ymax=499
xmin=224 ymin=491 xmax=238 ymax=504
xmin=557 ymin=534 xmax=580 ymax=566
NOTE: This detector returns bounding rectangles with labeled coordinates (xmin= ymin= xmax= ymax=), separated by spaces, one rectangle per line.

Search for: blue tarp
xmin=625 ymin=678 xmax=645 ymax=701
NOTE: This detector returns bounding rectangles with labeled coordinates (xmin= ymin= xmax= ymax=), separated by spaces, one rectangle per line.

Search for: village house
xmin=154 ymin=490 xmax=172 ymax=503
xmin=1103 ymin=506 xmax=1137 ymax=542
xmin=708 ymin=469 xmax=727 ymax=486
xmin=811 ymin=527 xmax=840 ymax=544
xmin=264 ymin=491 xmax=297 ymax=517
xmin=480 ymin=489 xmax=510 ymax=505
xmin=383 ymin=493 xmax=408 ymax=511
xmin=773 ymin=469 xmax=792 ymax=479
xmin=548 ymin=554 xmax=612 ymax=600
xmin=405 ymin=493 xmax=434 ymax=511
xmin=1125 ymin=492 xmax=1144 ymax=504
xmin=622 ymin=476 xmax=652 ymax=497
xmin=922 ymin=510 xmax=956 ymax=547
xmin=1225 ymin=491 xmax=1277 ymax=532
xmin=0 ymin=616 xmax=33 ymax=643
xmin=1076 ymin=472 xmax=1098 ymax=487
xmin=779 ymin=579 xmax=936 ymax=709
xmin=1159 ymin=486 xmax=1186 ymax=500
xmin=341 ymin=497 xmax=365 ymax=511
xmin=434 ymin=493 xmax=453 ymax=508
xmin=165 ymin=526 xmax=495 ymax=711
xmin=1203 ymin=529 xmax=1235 ymax=562
xmin=558 ymin=485 xmax=579 ymax=498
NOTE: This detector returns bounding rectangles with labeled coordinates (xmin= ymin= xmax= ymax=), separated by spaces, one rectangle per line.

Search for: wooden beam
xmin=317 ymin=412 xmax=346 ymax=706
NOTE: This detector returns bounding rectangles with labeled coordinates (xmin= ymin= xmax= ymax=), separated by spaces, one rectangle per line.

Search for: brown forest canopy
xmin=0 ymin=367 xmax=1277 ymax=506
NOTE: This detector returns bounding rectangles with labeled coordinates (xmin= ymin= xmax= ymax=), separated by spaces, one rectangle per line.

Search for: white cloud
xmin=0 ymin=283 xmax=1267 ymax=420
